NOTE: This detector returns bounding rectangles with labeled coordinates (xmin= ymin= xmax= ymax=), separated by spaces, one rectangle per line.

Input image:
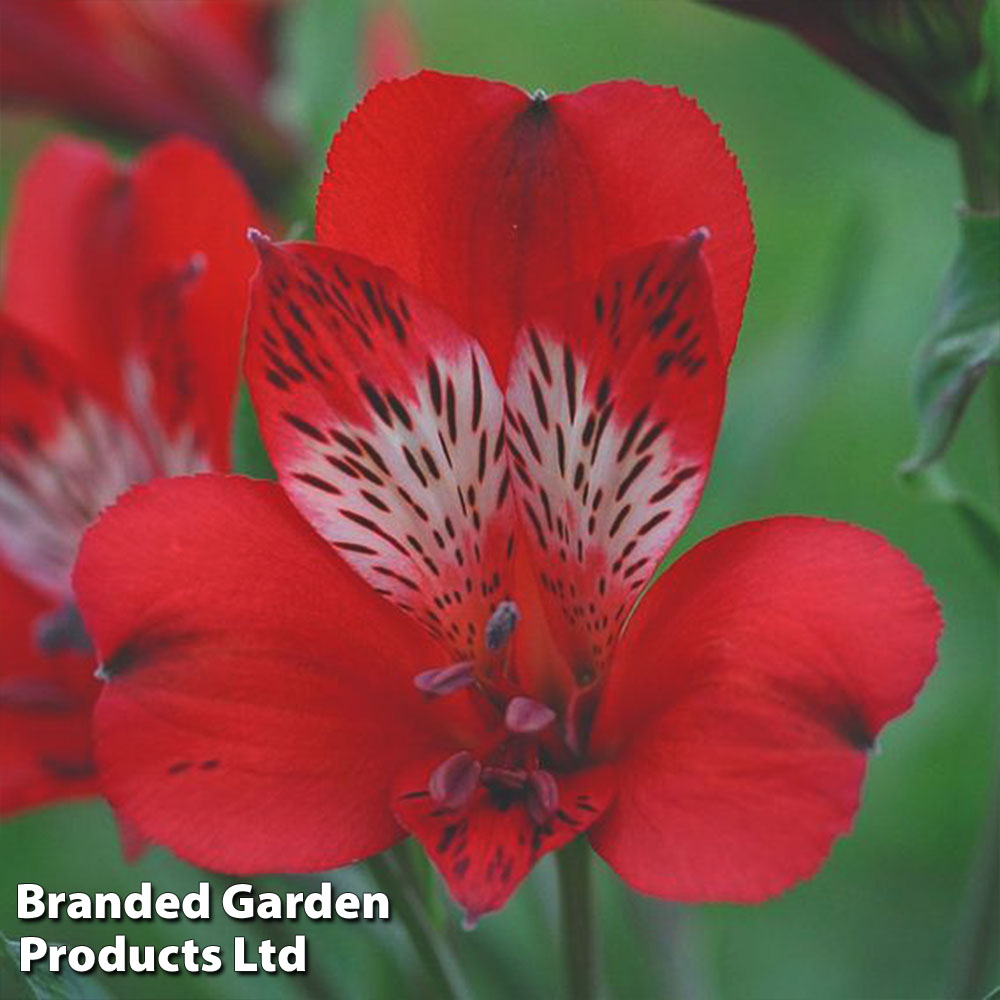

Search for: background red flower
xmin=0 ymin=136 xmax=257 ymax=816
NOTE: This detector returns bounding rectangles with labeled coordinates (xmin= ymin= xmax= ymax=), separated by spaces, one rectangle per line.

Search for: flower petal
xmin=393 ymin=757 xmax=614 ymax=923
xmin=0 ymin=566 xmax=98 ymax=815
xmin=588 ymin=517 xmax=941 ymax=902
xmin=1 ymin=136 xmax=125 ymax=369
xmin=125 ymin=136 xmax=259 ymax=469
xmin=0 ymin=316 xmax=151 ymax=598
xmin=317 ymin=71 xmax=753 ymax=378
xmin=246 ymin=239 xmax=515 ymax=658
xmin=0 ymin=1 xmax=212 ymax=139
xmin=505 ymin=238 xmax=724 ymax=672
xmin=76 ymin=475 xmax=456 ymax=872
xmin=2 ymin=136 xmax=257 ymax=471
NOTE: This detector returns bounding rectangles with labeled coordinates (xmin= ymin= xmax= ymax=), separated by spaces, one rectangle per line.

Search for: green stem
xmin=944 ymin=368 xmax=1000 ymax=995
xmin=556 ymin=838 xmax=597 ymax=1000
xmin=952 ymin=105 xmax=1000 ymax=212
xmin=366 ymin=852 xmax=472 ymax=1000
xmin=947 ymin=724 xmax=1000 ymax=997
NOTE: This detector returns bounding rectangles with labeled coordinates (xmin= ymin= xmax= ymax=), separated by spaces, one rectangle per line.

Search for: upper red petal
xmin=1 ymin=136 xmax=126 ymax=370
xmin=245 ymin=238 xmax=515 ymax=659
xmin=317 ymin=70 xmax=753 ymax=379
xmin=125 ymin=136 xmax=259 ymax=468
xmin=505 ymin=238 xmax=725 ymax=675
xmin=588 ymin=517 xmax=941 ymax=902
xmin=75 ymin=474 xmax=458 ymax=873
xmin=2 ymin=136 xmax=257 ymax=471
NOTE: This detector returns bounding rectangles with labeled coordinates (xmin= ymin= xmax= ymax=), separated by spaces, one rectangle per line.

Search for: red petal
xmin=393 ymin=757 xmax=614 ymax=923
xmin=2 ymin=136 xmax=257 ymax=470
xmin=76 ymin=474 xmax=457 ymax=873
xmin=124 ymin=137 xmax=259 ymax=469
xmin=0 ymin=1 xmax=210 ymax=137
xmin=588 ymin=517 xmax=941 ymax=902
xmin=317 ymin=71 xmax=753 ymax=379
xmin=0 ymin=566 xmax=98 ymax=816
xmin=0 ymin=1 xmax=276 ymax=142
xmin=505 ymin=238 xmax=724 ymax=672
xmin=1 ymin=136 xmax=125 ymax=370
xmin=246 ymin=239 xmax=515 ymax=658
xmin=0 ymin=316 xmax=151 ymax=598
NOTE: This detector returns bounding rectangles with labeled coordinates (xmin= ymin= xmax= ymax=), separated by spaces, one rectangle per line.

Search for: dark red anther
xmin=505 ymin=696 xmax=555 ymax=734
xmin=526 ymin=768 xmax=559 ymax=825
xmin=481 ymin=765 xmax=528 ymax=789
xmin=413 ymin=660 xmax=475 ymax=697
xmin=428 ymin=750 xmax=481 ymax=810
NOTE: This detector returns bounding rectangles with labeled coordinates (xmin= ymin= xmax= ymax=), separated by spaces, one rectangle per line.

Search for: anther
xmin=35 ymin=603 xmax=92 ymax=655
xmin=428 ymin=751 xmax=481 ymax=810
xmin=481 ymin=766 xmax=528 ymax=789
xmin=247 ymin=227 xmax=273 ymax=252
xmin=526 ymin=769 xmax=559 ymax=826
xmin=687 ymin=225 xmax=711 ymax=247
xmin=413 ymin=661 xmax=475 ymax=697
xmin=485 ymin=600 xmax=520 ymax=651
xmin=0 ymin=678 xmax=75 ymax=712
xmin=505 ymin=696 xmax=556 ymax=734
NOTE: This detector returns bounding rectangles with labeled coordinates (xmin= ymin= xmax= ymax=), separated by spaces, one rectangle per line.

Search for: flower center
xmin=413 ymin=601 xmax=587 ymax=820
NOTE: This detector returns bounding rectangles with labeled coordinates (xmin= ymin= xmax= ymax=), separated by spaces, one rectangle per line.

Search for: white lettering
xmin=223 ymin=884 xmax=255 ymax=920
xmin=18 ymin=937 xmax=47 ymax=971
xmin=17 ymin=885 xmax=44 ymax=920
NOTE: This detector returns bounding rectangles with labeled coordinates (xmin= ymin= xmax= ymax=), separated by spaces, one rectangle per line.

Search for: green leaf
xmin=902 ymin=210 xmax=1000 ymax=471
xmin=899 ymin=463 xmax=1000 ymax=577
xmin=0 ymin=935 xmax=110 ymax=1000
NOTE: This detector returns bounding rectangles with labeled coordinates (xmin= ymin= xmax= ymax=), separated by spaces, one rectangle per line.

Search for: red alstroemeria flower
xmin=0 ymin=0 xmax=299 ymax=192
xmin=0 ymin=135 xmax=257 ymax=817
xmin=75 ymin=74 xmax=939 ymax=923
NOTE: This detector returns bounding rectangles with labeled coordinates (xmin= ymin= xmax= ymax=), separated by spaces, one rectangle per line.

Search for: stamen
xmin=413 ymin=660 xmax=475 ymax=697
xmin=485 ymin=600 xmax=520 ymax=651
xmin=505 ymin=696 xmax=556 ymax=734
xmin=34 ymin=603 xmax=92 ymax=655
xmin=526 ymin=769 xmax=559 ymax=825
xmin=428 ymin=750 xmax=481 ymax=810
xmin=481 ymin=766 xmax=528 ymax=789
xmin=687 ymin=225 xmax=711 ymax=247
xmin=247 ymin=226 xmax=271 ymax=248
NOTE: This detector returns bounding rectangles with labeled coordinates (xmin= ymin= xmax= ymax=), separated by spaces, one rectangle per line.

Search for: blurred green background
xmin=1 ymin=2 xmax=996 ymax=999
